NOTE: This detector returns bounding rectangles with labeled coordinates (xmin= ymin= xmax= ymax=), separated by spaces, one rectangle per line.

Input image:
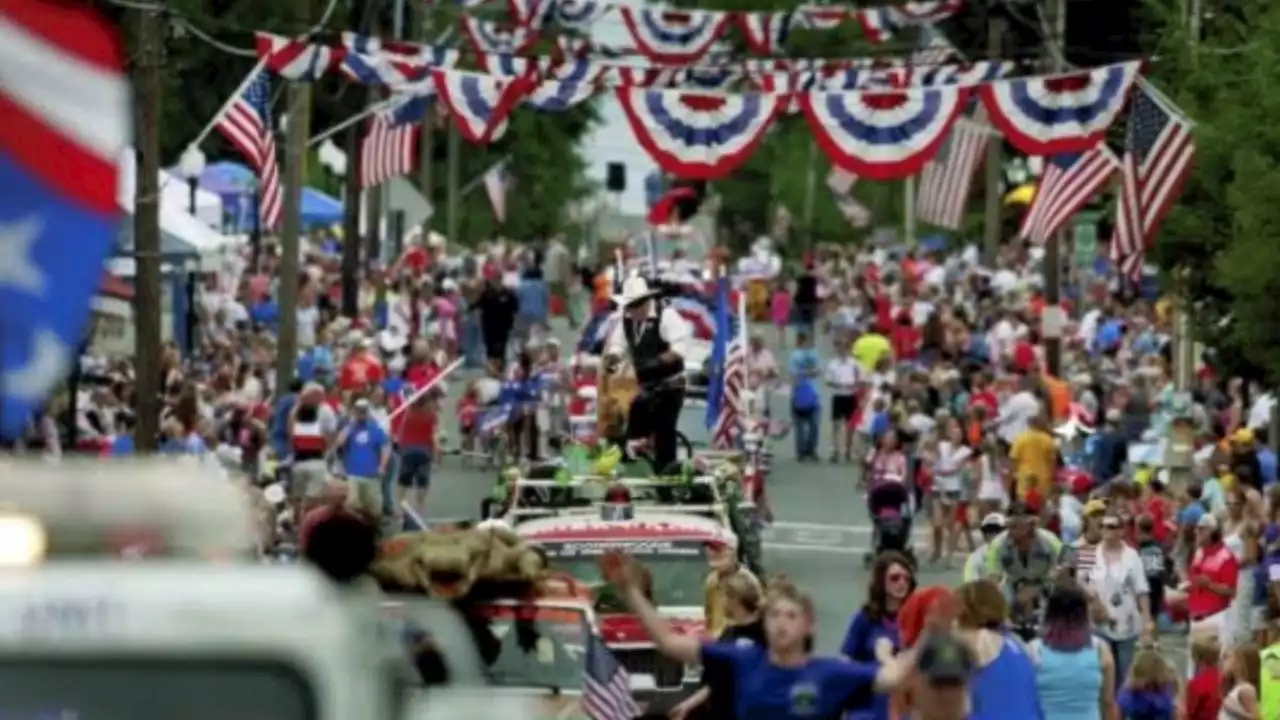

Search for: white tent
xmin=116 ymin=147 xmax=234 ymax=260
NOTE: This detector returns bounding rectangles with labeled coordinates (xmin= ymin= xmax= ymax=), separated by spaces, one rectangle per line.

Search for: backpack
xmin=792 ymin=380 xmax=820 ymax=413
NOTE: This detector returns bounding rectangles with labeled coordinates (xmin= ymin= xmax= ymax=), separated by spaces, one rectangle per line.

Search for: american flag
xmin=483 ymin=160 xmax=510 ymax=222
xmin=712 ymin=337 xmax=745 ymax=448
xmin=1111 ymin=84 xmax=1196 ymax=278
xmin=583 ymin=629 xmax=641 ymax=720
xmin=916 ymin=118 xmax=988 ymax=230
xmin=1018 ymin=147 xmax=1119 ymax=245
xmin=215 ymin=70 xmax=282 ymax=230
xmin=359 ymin=93 xmax=426 ymax=189
xmin=826 ymin=168 xmax=871 ymax=227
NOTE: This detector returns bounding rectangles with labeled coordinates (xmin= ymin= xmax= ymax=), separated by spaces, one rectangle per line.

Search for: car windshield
xmin=0 ymin=659 xmax=316 ymax=720
xmin=471 ymin=605 xmax=590 ymax=691
xmin=537 ymin=540 xmax=708 ymax=609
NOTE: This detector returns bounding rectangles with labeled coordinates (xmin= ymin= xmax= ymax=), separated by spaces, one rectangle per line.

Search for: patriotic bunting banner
xmin=737 ymin=12 xmax=793 ymax=55
xmin=619 ymin=9 xmax=731 ymax=64
xmin=980 ymin=60 xmax=1142 ymax=155
xmin=459 ymin=17 xmax=540 ymax=54
xmin=800 ymin=86 xmax=969 ymax=179
xmin=745 ymin=71 xmax=806 ymax=115
xmin=254 ymin=32 xmax=345 ymax=81
xmin=430 ymin=69 xmax=530 ymax=143
xmin=524 ymin=61 xmax=598 ymax=111
xmin=544 ymin=0 xmax=610 ymax=30
xmin=616 ymin=89 xmax=782 ymax=179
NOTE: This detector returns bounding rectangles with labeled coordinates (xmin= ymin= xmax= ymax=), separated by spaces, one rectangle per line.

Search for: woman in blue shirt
xmin=604 ymin=552 xmax=922 ymax=720
xmin=840 ymin=552 xmax=915 ymax=720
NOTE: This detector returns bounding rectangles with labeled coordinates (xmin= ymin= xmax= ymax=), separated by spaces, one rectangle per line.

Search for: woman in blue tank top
xmin=1030 ymin=583 xmax=1115 ymax=720
xmin=955 ymin=580 xmax=1044 ymax=720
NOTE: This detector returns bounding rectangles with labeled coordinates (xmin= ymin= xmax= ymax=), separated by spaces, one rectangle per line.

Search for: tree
xmin=107 ymin=0 xmax=598 ymax=242
xmin=1145 ymin=0 xmax=1280 ymax=381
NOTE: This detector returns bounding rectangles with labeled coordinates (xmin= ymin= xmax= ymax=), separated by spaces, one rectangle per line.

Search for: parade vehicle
xmin=499 ymin=473 xmax=736 ymax=529
xmin=0 ymin=460 xmax=412 ymax=720
xmin=513 ymin=506 xmax=736 ymax=697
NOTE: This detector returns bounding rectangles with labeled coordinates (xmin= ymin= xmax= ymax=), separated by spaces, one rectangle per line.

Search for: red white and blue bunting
xmin=615 ymin=89 xmax=783 ymax=179
xmin=737 ymin=12 xmax=793 ymax=55
xmin=459 ymin=17 xmax=540 ymax=55
xmin=430 ymin=69 xmax=529 ymax=142
xmin=542 ymin=0 xmax=610 ymax=31
xmin=980 ymin=60 xmax=1141 ymax=155
xmin=255 ymin=32 xmax=345 ymax=81
xmin=619 ymin=9 xmax=731 ymax=64
xmin=800 ymin=86 xmax=969 ymax=179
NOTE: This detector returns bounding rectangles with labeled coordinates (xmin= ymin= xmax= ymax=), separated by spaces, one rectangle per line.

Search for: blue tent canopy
xmin=301 ymin=187 xmax=342 ymax=228
xmin=199 ymin=156 xmax=344 ymax=231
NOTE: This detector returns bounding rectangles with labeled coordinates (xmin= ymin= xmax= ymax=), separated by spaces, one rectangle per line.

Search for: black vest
xmin=623 ymin=305 xmax=681 ymax=390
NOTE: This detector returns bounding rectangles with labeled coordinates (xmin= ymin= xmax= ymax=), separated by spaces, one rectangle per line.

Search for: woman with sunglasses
xmin=839 ymin=552 xmax=916 ymax=720
xmin=602 ymin=553 xmax=922 ymax=720
xmin=1082 ymin=511 xmax=1152 ymax=685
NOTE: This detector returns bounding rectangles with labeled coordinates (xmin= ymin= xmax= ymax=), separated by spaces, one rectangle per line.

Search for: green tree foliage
xmin=105 ymin=0 xmax=598 ymax=242
xmin=1144 ymin=0 xmax=1280 ymax=381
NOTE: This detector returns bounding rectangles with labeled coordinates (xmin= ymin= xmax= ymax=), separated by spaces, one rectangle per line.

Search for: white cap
xmin=980 ymin=513 xmax=1007 ymax=529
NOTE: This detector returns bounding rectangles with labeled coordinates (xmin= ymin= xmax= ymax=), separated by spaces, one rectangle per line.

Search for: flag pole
xmin=903 ymin=175 xmax=917 ymax=245
xmin=184 ymin=57 xmax=269 ymax=154
xmin=736 ymin=285 xmax=753 ymax=432
xmin=307 ymin=97 xmax=398 ymax=148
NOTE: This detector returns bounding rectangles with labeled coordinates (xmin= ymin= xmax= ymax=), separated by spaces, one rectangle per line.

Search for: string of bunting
xmin=254 ymin=30 xmax=1142 ymax=182
xmin=444 ymin=0 xmax=964 ymax=54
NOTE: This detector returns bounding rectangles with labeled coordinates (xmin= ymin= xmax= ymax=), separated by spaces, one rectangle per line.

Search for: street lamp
xmin=318 ymin=138 xmax=347 ymax=196
xmin=178 ymin=146 xmax=207 ymax=216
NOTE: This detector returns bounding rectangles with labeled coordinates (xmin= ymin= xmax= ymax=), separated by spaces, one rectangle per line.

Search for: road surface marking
xmin=764 ymin=543 xmax=866 ymax=555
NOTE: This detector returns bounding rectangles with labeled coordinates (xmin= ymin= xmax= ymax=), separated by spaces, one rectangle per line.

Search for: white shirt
xmin=603 ymin=305 xmax=692 ymax=364
xmin=296 ymin=306 xmax=320 ymax=348
xmin=1085 ymin=543 xmax=1149 ymax=640
xmin=996 ymin=391 xmax=1041 ymax=444
xmin=824 ymin=357 xmax=860 ymax=395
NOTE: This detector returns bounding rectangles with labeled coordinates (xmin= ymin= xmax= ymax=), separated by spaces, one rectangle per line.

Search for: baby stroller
xmin=863 ymin=480 xmax=915 ymax=567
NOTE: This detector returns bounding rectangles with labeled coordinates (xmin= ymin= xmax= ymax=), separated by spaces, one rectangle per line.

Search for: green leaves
xmin=1146 ymin=0 xmax=1280 ymax=381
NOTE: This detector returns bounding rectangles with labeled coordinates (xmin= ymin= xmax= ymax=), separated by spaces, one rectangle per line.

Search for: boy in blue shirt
xmin=337 ymin=399 xmax=391 ymax=518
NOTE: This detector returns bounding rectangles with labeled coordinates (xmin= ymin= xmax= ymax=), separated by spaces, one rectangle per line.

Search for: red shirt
xmin=393 ymin=405 xmax=436 ymax=450
xmin=1144 ymin=496 xmax=1172 ymax=545
xmin=1011 ymin=340 xmax=1037 ymax=374
xmin=969 ymin=390 xmax=999 ymax=417
xmin=1186 ymin=543 xmax=1238 ymax=618
xmin=405 ymin=362 xmax=439 ymax=391
xmin=338 ymin=354 xmax=385 ymax=391
xmin=891 ymin=325 xmax=920 ymax=360
xmin=1184 ymin=666 xmax=1223 ymax=720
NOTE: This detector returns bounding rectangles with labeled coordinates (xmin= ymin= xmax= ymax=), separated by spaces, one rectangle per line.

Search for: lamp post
xmin=318 ymin=138 xmax=347 ymax=197
xmin=177 ymin=146 xmax=206 ymax=357
xmin=178 ymin=146 xmax=206 ymax=217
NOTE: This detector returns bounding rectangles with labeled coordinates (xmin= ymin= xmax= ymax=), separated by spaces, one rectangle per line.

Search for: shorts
xmin=932 ymin=488 xmax=963 ymax=503
xmin=398 ymin=448 xmax=433 ymax=490
xmin=290 ymin=460 xmax=331 ymax=502
xmin=345 ymin=475 xmax=384 ymax=518
xmin=831 ymin=395 xmax=855 ymax=421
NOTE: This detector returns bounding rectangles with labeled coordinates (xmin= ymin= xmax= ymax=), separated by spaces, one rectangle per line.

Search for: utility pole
xmin=1042 ymin=0 xmax=1067 ymax=377
xmin=981 ymin=15 xmax=1005 ymax=266
xmin=132 ymin=5 xmax=164 ymax=453
xmin=276 ymin=0 xmax=314 ymax=390
xmin=340 ymin=0 xmax=371 ymax=318
xmin=417 ymin=4 xmax=436 ymax=242
xmin=446 ymin=116 xmax=461 ymax=244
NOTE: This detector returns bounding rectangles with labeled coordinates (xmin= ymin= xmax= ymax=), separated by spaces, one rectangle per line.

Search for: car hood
xmin=598 ymin=607 xmax=705 ymax=645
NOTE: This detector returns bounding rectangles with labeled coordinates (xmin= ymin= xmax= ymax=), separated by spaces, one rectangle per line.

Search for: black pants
xmin=626 ymin=386 xmax=685 ymax=473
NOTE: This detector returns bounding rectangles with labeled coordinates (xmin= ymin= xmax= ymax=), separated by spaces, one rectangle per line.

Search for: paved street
xmin=424 ymin=322 xmax=960 ymax=652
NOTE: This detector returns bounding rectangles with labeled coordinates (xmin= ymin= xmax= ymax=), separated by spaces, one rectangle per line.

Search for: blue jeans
xmin=793 ymin=410 xmax=819 ymax=458
xmin=1097 ymin=635 xmax=1136 ymax=694
xmin=398 ymin=447 xmax=433 ymax=490
xmin=461 ymin=316 xmax=484 ymax=368
xmin=380 ymin=452 xmax=400 ymax=516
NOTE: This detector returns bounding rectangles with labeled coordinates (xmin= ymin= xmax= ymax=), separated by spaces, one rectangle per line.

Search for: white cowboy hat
xmin=612 ymin=276 xmax=660 ymax=307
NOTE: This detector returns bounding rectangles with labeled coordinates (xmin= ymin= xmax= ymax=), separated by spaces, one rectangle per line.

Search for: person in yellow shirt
xmin=851 ymin=331 xmax=892 ymax=373
xmin=1009 ymin=415 xmax=1058 ymax=502
xmin=702 ymin=538 xmax=759 ymax=637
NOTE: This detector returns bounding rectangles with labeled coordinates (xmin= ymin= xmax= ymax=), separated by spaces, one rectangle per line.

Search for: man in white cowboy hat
xmin=603 ymin=275 xmax=692 ymax=472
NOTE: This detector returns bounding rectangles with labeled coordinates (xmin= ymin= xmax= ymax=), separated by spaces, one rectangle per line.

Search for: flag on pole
xmin=582 ymin=628 xmax=641 ymax=720
xmin=359 ymin=92 xmax=428 ymax=190
xmin=1018 ymin=147 xmax=1119 ymax=245
xmin=483 ymin=160 xmax=510 ymax=223
xmin=916 ymin=118 xmax=988 ymax=231
xmin=1111 ymin=84 xmax=1195 ymax=279
xmin=705 ymin=275 xmax=743 ymax=448
xmin=214 ymin=70 xmax=282 ymax=230
xmin=826 ymin=168 xmax=871 ymax=227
